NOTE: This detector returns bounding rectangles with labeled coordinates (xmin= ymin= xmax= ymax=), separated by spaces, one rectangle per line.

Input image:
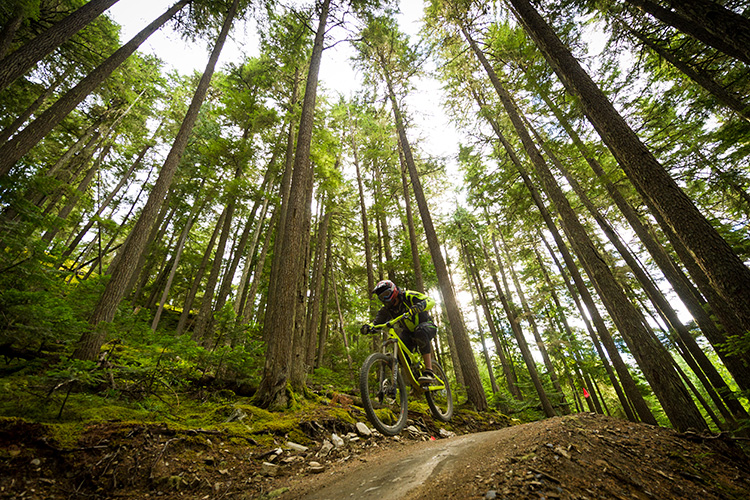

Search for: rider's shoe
xmin=418 ymin=369 xmax=436 ymax=385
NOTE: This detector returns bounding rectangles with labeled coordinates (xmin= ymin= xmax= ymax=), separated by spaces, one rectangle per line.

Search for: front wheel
xmin=426 ymin=361 xmax=453 ymax=422
xmin=359 ymin=353 xmax=408 ymax=436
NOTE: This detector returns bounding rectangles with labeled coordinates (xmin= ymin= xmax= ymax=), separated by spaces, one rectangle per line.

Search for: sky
xmin=107 ymin=0 xmax=461 ymax=162
xmin=107 ymin=2 xmax=471 ymax=285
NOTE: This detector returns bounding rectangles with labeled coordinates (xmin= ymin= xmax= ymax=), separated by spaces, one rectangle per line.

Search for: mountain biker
xmin=362 ymin=279 xmax=438 ymax=384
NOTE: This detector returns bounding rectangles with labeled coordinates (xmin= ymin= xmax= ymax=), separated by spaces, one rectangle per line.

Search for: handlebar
xmin=370 ymin=309 xmax=415 ymax=331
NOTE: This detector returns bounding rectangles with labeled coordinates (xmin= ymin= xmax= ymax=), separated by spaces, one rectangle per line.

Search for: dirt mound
xmin=407 ymin=413 xmax=750 ymax=499
xmin=0 ymin=410 xmax=747 ymax=499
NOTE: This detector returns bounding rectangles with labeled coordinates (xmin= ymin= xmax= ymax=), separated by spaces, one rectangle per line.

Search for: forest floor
xmin=1 ymin=395 xmax=749 ymax=500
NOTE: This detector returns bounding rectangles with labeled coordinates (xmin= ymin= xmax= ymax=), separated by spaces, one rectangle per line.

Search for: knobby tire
xmin=359 ymin=352 xmax=408 ymax=436
xmin=425 ymin=361 xmax=453 ymax=422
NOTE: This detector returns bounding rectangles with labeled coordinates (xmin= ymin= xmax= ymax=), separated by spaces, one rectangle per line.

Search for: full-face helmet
xmin=373 ymin=279 xmax=399 ymax=305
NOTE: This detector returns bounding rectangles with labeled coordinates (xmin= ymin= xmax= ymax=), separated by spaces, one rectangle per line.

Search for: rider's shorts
xmin=402 ymin=321 xmax=437 ymax=355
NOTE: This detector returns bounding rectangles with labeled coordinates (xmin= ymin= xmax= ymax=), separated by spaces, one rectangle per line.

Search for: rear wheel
xmin=426 ymin=361 xmax=453 ymax=422
xmin=359 ymin=353 xmax=408 ymax=436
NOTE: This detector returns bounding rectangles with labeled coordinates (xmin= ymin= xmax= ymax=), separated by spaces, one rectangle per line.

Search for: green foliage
xmin=721 ymin=334 xmax=750 ymax=364
xmin=309 ymin=367 xmax=353 ymax=392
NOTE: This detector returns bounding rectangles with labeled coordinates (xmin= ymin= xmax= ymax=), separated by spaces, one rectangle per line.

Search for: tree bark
xmin=315 ymin=238 xmax=332 ymax=369
xmin=538 ymin=232 xmax=636 ymax=421
xmin=255 ymin=0 xmax=330 ymax=410
xmin=531 ymin=121 xmax=748 ymax=422
xmin=468 ymin=24 xmax=706 ymax=430
xmin=151 ymin=197 xmax=202 ymax=331
xmin=305 ymin=201 xmax=331 ymax=369
xmin=476 ymin=231 xmax=523 ymax=400
xmin=0 ymin=9 xmax=24 ymax=60
xmin=498 ymin=232 xmax=570 ymax=412
xmin=348 ymin=107 xmax=376 ymax=312
xmin=241 ymin=208 xmax=277 ymax=326
xmin=472 ymin=74 xmax=647 ymax=422
xmin=529 ymin=77 xmax=750 ymax=392
xmin=381 ymin=52 xmax=487 ymax=411
xmin=192 ymin=195 xmax=236 ymax=345
xmin=461 ymin=240 xmax=499 ymax=394
xmin=332 ymin=266 xmax=353 ymax=371
xmin=508 ymin=0 xmax=750 ymax=339
xmin=624 ymin=0 xmax=750 ymax=65
xmin=490 ymin=230 xmax=556 ymax=417
xmin=398 ymin=136 xmax=425 ymax=292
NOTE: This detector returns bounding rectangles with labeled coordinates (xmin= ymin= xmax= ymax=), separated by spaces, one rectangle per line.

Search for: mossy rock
xmin=327 ymin=407 xmax=356 ymax=424
xmin=0 ymin=417 xmax=84 ymax=449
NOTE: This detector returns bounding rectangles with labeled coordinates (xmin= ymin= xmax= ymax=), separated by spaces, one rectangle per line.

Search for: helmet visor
xmin=378 ymin=288 xmax=396 ymax=304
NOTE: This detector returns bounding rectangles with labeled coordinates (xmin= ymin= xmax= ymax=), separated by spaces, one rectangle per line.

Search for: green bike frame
xmin=373 ymin=311 xmax=446 ymax=394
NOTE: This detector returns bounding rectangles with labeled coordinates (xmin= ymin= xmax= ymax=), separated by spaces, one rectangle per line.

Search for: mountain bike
xmin=359 ymin=310 xmax=453 ymax=436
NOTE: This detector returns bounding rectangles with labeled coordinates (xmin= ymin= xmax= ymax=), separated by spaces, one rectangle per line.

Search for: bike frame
xmin=371 ymin=312 xmax=447 ymax=394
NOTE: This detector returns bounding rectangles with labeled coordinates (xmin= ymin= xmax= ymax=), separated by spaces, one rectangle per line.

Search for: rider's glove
xmin=360 ymin=323 xmax=373 ymax=335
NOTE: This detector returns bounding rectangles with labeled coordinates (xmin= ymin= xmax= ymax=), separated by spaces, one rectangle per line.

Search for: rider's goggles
xmin=378 ymin=289 xmax=397 ymax=304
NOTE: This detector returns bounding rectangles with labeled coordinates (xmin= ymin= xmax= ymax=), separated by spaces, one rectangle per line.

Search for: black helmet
xmin=373 ymin=279 xmax=399 ymax=305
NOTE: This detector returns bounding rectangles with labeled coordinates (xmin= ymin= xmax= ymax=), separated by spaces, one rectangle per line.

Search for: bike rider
xmin=362 ymin=280 xmax=438 ymax=384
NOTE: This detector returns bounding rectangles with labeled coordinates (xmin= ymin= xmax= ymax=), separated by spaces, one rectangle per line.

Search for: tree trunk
xmin=0 ymin=0 xmax=122 ymax=92
xmin=241 ymin=208 xmax=277 ymax=326
xmin=192 ymin=199 xmax=235 ymax=344
xmin=255 ymin=0 xmax=329 ymax=410
xmin=151 ymin=202 xmax=201 ymax=331
xmin=469 ymin=25 xmax=707 ymax=431
xmin=538 ymin=232 xmax=636 ymax=421
xmin=234 ymin=197 xmax=269 ymax=317
xmin=42 ymin=143 xmax=111 ymax=245
xmin=475 ymin=231 xmax=523 ymax=400
xmin=265 ymin=69 xmax=300 ymax=325
xmin=398 ymin=137 xmax=425 ymax=292
xmin=508 ymin=0 xmax=750 ymax=340
xmin=461 ymin=240 xmax=499 ymax=394
xmin=498 ymin=232 xmax=569 ymax=412
xmin=58 ymin=130 xmax=158 ymax=265
xmin=315 ymin=238 xmax=332 ymax=369
xmin=0 ymin=9 xmax=24 ymax=60
xmin=332 ymin=266 xmax=353 ymax=372
xmin=442 ymin=248 xmax=466 ymax=391
xmin=532 ymin=122 xmax=748 ymax=423
xmin=290 ymin=174 xmax=315 ymax=390
xmin=532 ymin=241 xmax=624 ymax=414
xmin=473 ymin=71 xmax=647 ymax=421
xmin=489 ymin=230 xmax=556 ymax=417
xmin=624 ymin=0 xmax=750 ymax=65
xmin=348 ymin=108 xmax=376 ymax=312
xmin=233 ymin=158 xmax=276 ymax=316
xmin=381 ymin=53 xmax=487 ymax=411
xmin=74 ymin=0 xmax=238 ymax=361
xmin=0 ymin=70 xmax=67 ymax=146
xmin=374 ymin=165 xmax=396 ymax=281
xmin=305 ymin=202 xmax=331 ymax=369
xmin=530 ymin=77 xmax=750 ymax=393
xmin=621 ymin=22 xmax=750 ymax=123
xmin=0 ymin=0 xmax=188 ymax=177
xmin=176 ymin=208 xmax=226 ymax=335
xmin=128 ymin=205 xmax=174 ymax=305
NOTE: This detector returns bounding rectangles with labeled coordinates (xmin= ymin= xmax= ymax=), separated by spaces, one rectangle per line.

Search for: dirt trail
xmin=280 ymin=414 xmax=750 ymax=500
xmin=284 ymin=431 xmax=492 ymax=499
xmin=1 ymin=412 xmax=748 ymax=499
